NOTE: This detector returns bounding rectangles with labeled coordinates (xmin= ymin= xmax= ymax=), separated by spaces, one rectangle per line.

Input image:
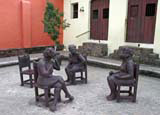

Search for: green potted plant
xmin=43 ymin=0 xmax=70 ymax=51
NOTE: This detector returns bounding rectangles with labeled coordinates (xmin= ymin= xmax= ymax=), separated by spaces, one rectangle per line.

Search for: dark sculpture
xmin=54 ymin=52 xmax=64 ymax=65
xmin=65 ymin=45 xmax=86 ymax=85
xmin=107 ymin=47 xmax=134 ymax=101
xmin=37 ymin=48 xmax=74 ymax=112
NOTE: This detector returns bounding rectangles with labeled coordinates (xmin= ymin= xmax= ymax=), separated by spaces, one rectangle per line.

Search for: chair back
xmin=83 ymin=54 xmax=87 ymax=69
xmin=33 ymin=61 xmax=39 ymax=83
xmin=18 ymin=54 xmax=31 ymax=69
xmin=134 ymin=63 xmax=139 ymax=85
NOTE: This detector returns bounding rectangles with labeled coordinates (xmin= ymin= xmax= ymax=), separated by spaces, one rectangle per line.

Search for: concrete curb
xmin=0 ymin=57 xmax=38 ymax=68
xmin=63 ymin=56 xmax=160 ymax=79
xmin=0 ymin=56 xmax=159 ymax=79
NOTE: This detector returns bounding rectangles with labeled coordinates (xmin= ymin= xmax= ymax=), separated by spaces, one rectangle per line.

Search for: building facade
xmin=1 ymin=0 xmax=160 ymax=56
xmin=63 ymin=0 xmax=160 ymax=55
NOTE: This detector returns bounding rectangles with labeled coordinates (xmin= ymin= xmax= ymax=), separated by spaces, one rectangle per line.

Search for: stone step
xmin=78 ymin=42 xmax=108 ymax=57
xmin=148 ymin=53 xmax=159 ymax=59
xmin=154 ymin=59 xmax=160 ymax=67
xmin=119 ymin=45 xmax=154 ymax=54
xmin=109 ymin=45 xmax=160 ymax=67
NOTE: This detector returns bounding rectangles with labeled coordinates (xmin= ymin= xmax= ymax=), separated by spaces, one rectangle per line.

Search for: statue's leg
xmin=69 ymin=65 xmax=80 ymax=85
xmin=57 ymin=76 xmax=74 ymax=101
xmin=70 ymin=71 xmax=75 ymax=85
xmin=65 ymin=67 xmax=70 ymax=82
xmin=106 ymin=75 xmax=116 ymax=100
xmin=49 ymin=85 xmax=61 ymax=112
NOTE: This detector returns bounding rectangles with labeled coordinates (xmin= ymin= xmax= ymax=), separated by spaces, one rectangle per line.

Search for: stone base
xmin=0 ymin=45 xmax=64 ymax=58
xmin=78 ymin=42 xmax=108 ymax=57
xmin=109 ymin=45 xmax=160 ymax=66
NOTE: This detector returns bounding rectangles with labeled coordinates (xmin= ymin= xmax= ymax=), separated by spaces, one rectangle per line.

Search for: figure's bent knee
xmin=107 ymin=76 xmax=111 ymax=81
xmin=107 ymin=75 xmax=115 ymax=81
xmin=55 ymin=82 xmax=62 ymax=89
xmin=58 ymin=76 xmax=64 ymax=81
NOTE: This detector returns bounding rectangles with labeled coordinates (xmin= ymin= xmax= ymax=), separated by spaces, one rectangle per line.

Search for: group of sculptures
xmin=36 ymin=45 xmax=135 ymax=112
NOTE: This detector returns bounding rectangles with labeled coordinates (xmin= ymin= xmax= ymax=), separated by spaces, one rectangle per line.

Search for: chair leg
xmin=133 ymin=86 xmax=137 ymax=102
xmin=20 ymin=73 xmax=24 ymax=86
xmin=35 ymin=87 xmax=39 ymax=102
xmin=129 ymin=87 xmax=132 ymax=96
xmin=29 ymin=75 xmax=33 ymax=88
xmin=58 ymin=92 xmax=61 ymax=102
xmin=85 ymin=71 xmax=87 ymax=84
xmin=48 ymin=89 xmax=51 ymax=98
xmin=81 ymin=72 xmax=83 ymax=80
xmin=71 ymin=73 xmax=76 ymax=85
xmin=117 ymin=85 xmax=120 ymax=102
xmin=44 ymin=89 xmax=49 ymax=107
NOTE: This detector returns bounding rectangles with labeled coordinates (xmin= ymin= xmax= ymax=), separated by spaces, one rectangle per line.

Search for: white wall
xmin=63 ymin=0 xmax=90 ymax=49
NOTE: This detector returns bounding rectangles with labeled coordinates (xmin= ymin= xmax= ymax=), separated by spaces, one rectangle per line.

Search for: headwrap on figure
xmin=43 ymin=47 xmax=56 ymax=58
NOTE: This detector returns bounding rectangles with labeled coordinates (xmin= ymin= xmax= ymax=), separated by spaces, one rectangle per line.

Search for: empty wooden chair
xmin=116 ymin=63 xmax=139 ymax=102
xmin=18 ymin=54 xmax=34 ymax=88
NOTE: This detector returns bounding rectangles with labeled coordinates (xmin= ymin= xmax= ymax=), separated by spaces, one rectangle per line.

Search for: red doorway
xmin=90 ymin=0 xmax=109 ymax=40
xmin=126 ymin=0 xmax=158 ymax=44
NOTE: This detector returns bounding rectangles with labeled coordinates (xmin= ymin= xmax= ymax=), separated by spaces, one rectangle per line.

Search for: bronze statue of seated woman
xmin=107 ymin=47 xmax=134 ymax=101
xmin=37 ymin=48 xmax=74 ymax=112
xmin=65 ymin=45 xmax=86 ymax=85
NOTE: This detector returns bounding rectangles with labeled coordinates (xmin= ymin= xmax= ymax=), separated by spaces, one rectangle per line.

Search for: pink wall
xmin=0 ymin=0 xmax=64 ymax=49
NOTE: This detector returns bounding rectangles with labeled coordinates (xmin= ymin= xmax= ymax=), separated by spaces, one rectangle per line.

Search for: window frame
xmin=71 ymin=3 xmax=79 ymax=19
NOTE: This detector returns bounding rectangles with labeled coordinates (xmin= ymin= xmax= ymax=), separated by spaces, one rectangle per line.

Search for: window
xmin=130 ymin=5 xmax=138 ymax=17
xmin=103 ymin=8 xmax=109 ymax=19
xmin=93 ymin=10 xmax=98 ymax=19
xmin=72 ymin=3 xmax=78 ymax=19
xmin=145 ymin=3 xmax=156 ymax=16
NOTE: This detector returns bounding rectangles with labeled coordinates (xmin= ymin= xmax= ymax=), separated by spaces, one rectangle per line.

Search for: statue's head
xmin=68 ymin=45 xmax=77 ymax=54
xmin=119 ymin=47 xmax=133 ymax=59
xmin=43 ymin=47 xmax=56 ymax=59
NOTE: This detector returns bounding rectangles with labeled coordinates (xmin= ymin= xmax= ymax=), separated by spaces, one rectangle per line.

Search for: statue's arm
xmin=38 ymin=62 xmax=52 ymax=77
xmin=127 ymin=61 xmax=134 ymax=78
xmin=52 ymin=59 xmax=60 ymax=70
xmin=68 ymin=53 xmax=72 ymax=65
xmin=117 ymin=62 xmax=134 ymax=80
xmin=79 ymin=54 xmax=86 ymax=65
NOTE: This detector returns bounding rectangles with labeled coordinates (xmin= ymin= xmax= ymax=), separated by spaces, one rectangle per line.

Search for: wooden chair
xmin=18 ymin=54 xmax=34 ymax=88
xmin=116 ymin=63 xmax=139 ymax=102
xmin=73 ymin=56 xmax=88 ymax=84
xmin=33 ymin=61 xmax=61 ymax=107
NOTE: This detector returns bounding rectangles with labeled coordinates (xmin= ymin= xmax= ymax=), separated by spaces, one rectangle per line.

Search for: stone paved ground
xmin=0 ymin=62 xmax=160 ymax=115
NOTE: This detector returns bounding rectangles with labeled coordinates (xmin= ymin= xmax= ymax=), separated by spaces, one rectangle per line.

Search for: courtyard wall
xmin=0 ymin=0 xmax=63 ymax=49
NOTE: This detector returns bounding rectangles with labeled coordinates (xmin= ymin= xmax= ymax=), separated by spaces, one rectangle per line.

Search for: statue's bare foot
xmin=69 ymin=95 xmax=74 ymax=101
xmin=65 ymin=79 xmax=70 ymax=82
xmin=65 ymin=95 xmax=74 ymax=101
xmin=49 ymin=105 xmax=57 ymax=112
xmin=106 ymin=94 xmax=116 ymax=101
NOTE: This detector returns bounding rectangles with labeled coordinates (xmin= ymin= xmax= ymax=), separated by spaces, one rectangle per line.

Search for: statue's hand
xmin=109 ymin=71 xmax=114 ymax=75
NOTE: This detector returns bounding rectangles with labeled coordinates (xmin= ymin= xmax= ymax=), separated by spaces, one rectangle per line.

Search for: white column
xmin=153 ymin=1 xmax=160 ymax=55
xmin=107 ymin=0 xmax=128 ymax=54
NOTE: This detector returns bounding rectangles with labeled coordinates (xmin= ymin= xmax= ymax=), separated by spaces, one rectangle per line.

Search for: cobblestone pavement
xmin=0 ymin=62 xmax=160 ymax=115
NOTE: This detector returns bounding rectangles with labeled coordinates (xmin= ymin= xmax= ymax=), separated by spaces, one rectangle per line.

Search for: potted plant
xmin=43 ymin=0 xmax=70 ymax=51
